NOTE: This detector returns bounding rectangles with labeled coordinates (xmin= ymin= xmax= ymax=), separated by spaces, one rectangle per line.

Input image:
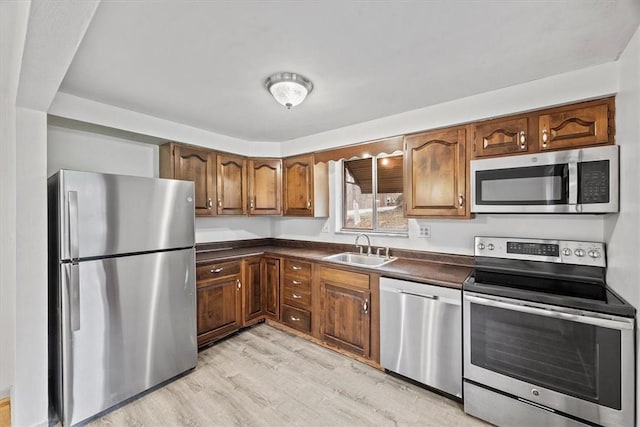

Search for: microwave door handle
xmin=568 ymin=162 xmax=578 ymax=208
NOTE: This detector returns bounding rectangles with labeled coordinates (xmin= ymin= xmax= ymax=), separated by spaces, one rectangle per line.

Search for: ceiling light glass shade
xmin=265 ymin=72 xmax=313 ymax=109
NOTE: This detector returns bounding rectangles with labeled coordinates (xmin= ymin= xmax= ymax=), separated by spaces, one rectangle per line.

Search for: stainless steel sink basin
xmin=323 ymin=252 xmax=397 ymax=268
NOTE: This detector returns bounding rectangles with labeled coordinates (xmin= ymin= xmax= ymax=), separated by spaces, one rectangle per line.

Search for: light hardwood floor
xmin=90 ymin=324 xmax=489 ymax=426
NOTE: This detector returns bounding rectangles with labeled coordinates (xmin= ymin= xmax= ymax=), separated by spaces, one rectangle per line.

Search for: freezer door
xmin=57 ymin=248 xmax=196 ymax=426
xmin=57 ymin=170 xmax=194 ymax=260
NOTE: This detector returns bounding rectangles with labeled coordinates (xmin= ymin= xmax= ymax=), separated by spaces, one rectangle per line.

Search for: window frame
xmin=339 ymin=153 xmax=408 ymax=236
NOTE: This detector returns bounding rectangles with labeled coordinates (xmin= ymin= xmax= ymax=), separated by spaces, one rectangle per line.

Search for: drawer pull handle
xmin=290 ymin=316 xmax=300 ymax=322
xmin=236 ymin=279 xmax=241 ymax=290
xmin=363 ymin=299 xmax=369 ymax=314
xmin=210 ymin=267 xmax=223 ymax=273
xmin=542 ymin=129 xmax=549 ymax=147
xmin=208 ymin=198 xmax=213 ymax=209
xmin=519 ymin=130 xmax=526 ymax=149
xmin=291 ymin=265 xmax=302 ymax=270
xmin=292 ymin=293 xmax=302 ymax=299
xmin=292 ymin=280 xmax=302 ymax=285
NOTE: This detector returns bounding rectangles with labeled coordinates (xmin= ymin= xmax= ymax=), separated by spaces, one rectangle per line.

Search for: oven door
xmin=463 ymin=292 xmax=635 ymax=427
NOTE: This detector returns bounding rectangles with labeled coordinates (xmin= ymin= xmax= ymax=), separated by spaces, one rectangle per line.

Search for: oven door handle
xmin=464 ymin=294 xmax=634 ymax=330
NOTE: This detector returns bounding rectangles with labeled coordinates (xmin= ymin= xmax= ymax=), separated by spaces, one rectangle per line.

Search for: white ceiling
xmin=60 ymin=1 xmax=640 ymax=142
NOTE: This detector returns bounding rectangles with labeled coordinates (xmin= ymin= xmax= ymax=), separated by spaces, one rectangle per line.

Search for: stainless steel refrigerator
xmin=48 ymin=170 xmax=197 ymax=426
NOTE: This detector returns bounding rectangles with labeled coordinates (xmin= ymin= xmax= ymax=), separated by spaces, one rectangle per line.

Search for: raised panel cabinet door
xmin=243 ymin=257 xmax=263 ymax=324
xmin=263 ymin=257 xmax=280 ymax=320
xmin=173 ymin=145 xmax=215 ymax=216
xmin=248 ymin=159 xmax=282 ymax=215
xmin=196 ymin=276 xmax=242 ymax=345
xmin=404 ymin=126 xmax=468 ymax=217
xmin=472 ymin=117 xmax=529 ymax=158
xmin=539 ymin=103 xmax=611 ymax=151
xmin=321 ymin=282 xmax=371 ymax=357
xmin=283 ymin=154 xmax=314 ymax=216
xmin=217 ymin=153 xmax=247 ymax=215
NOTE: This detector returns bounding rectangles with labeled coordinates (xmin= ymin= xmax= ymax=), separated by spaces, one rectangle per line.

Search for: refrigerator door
xmin=57 ymin=248 xmax=196 ymax=426
xmin=56 ymin=170 xmax=195 ymax=260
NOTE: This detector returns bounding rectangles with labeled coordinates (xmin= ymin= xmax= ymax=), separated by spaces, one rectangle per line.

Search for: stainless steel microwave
xmin=471 ymin=145 xmax=619 ymax=213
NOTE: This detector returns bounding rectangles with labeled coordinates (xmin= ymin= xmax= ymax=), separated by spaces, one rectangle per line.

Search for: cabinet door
xmin=404 ymin=126 xmax=468 ymax=217
xmin=243 ymin=257 xmax=263 ymax=324
xmin=472 ymin=117 xmax=529 ymax=158
xmin=321 ymin=282 xmax=371 ymax=357
xmin=539 ymin=103 xmax=611 ymax=151
xmin=173 ymin=145 xmax=216 ymax=216
xmin=197 ymin=277 xmax=242 ymax=346
xmin=283 ymin=154 xmax=314 ymax=216
xmin=263 ymin=257 xmax=280 ymax=320
xmin=217 ymin=153 xmax=247 ymax=215
xmin=248 ymin=159 xmax=282 ymax=215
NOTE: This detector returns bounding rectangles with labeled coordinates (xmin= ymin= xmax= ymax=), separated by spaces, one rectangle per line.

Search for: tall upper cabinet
xmin=403 ymin=126 xmax=469 ymax=218
xmin=216 ymin=153 xmax=247 ymax=215
xmin=282 ymin=154 xmax=329 ymax=217
xmin=247 ymin=158 xmax=282 ymax=215
xmin=160 ymin=142 xmax=216 ymax=216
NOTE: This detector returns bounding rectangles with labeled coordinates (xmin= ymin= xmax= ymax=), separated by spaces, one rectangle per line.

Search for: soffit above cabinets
xmin=59 ymin=1 xmax=640 ymax=142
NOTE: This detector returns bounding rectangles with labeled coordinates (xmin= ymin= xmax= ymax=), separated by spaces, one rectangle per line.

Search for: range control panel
xmin=475 ymin=237 xmax=606 ymax=267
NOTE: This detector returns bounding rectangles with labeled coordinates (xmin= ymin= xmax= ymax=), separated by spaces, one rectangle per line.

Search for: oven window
xmin=470 ymin=303 xmax=621 ymax=409
xmin=476 ymin=164 xmax=568 ymax=205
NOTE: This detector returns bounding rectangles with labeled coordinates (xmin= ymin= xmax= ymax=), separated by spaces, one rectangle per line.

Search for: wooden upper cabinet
xmin=404 ymin=126 xmax=469 ymax=218
xmin=472 ymin=116 xmax=529 ymax=158
xmin=538 ymin=100 xmax=613 ymax=151
xmin=248 ymin=158 xmax=282 ymax=215
xmin=160 ymin=143 xmax=215 ymax=216
xmin=283 ymin=154 xmax=329 ymax=217
xmin=216 ymin=153 xmax=247 ymax=215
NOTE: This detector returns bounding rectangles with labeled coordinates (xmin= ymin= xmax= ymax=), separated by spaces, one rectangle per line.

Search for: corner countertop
xmin=195 ymin=241 xmax=473 ymax=290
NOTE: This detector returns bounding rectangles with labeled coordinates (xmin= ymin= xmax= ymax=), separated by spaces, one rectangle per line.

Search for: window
xmin=342 ymin=154 xmax=407 ymax=233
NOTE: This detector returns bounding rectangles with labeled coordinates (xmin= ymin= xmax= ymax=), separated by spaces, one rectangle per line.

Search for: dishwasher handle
xmin=398 ymin=290 xmax=438 ymax=300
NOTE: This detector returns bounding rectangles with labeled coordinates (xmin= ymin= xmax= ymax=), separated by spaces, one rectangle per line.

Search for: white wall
xmin=604 ymin=26 xmax=640 ymax=412
xmin=47 ymin=124 xmax=159 ymax=178
xmin=273 ymin=63 xmax=620 ymax=254
xmin=47 ymin=124 xmax=272 ymax=243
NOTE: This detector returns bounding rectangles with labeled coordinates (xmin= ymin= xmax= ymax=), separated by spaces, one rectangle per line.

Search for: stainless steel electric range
xmin=463 ymin=237 xmax=635 ymax=427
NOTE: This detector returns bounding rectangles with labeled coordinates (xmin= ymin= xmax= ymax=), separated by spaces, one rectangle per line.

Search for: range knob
xmin=574 ymin=249 xmax=586 ymax=257
xmin=487 ymin=243 xmax=495 ymax=251
xmin=588 ymin=249 xmax=601 ymax=259
xmin=477 ymin=243 xmax=485 ymax=250
xmin=562 ymin=248 xmax=572 ymax=256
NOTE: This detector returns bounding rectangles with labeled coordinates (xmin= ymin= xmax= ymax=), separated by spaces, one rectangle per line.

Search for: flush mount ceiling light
xmin=265 ymin=72 xmax=313 ymax=109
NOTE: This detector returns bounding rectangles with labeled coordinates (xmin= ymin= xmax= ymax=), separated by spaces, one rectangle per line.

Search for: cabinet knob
xmin=458 ymin=193 xmax=464 ymax=208
xmin=291 ymin=265 xmax=302 ymax=271
xmin=519 ymin=130 xmax=526 ymax=149
xmin=363 ymin=299 xmax=369 ymax=314
xmin=292 ymin=280 xmax=302 ymax=285
xmin=290 ymin=316 xmax=300 ymax=322
xmin=218 ymin=199 xmax=223 ymax=208
xmin=292 ymin=293 xmax=302 ymax=299
xmin=542 ymin=129 xmax=549 ymax=147
xmin=208 ymin=198 xmax=213 ymax=209
xmin=306 ymin=200 xmax=312 ymax=210
xmin=210 ymin=267 xmax=223 ymax=273
xmin=236 ymin=279 xmax=241 ymax=290
xmin=250 ymin=197 xmax=255 ymax=210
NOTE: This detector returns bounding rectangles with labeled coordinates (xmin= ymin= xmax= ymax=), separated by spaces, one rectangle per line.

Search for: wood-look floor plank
xmin=90 ymin=324 xmax=489 ymax=427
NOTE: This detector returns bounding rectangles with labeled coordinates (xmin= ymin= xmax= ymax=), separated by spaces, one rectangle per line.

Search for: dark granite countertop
xmin=196 ymin=239 xmax=473 ymax=290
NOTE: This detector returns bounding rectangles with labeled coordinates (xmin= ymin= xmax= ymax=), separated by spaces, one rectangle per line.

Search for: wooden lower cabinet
xmin=318 ymin=266 xmax=371 ymax=358
xmin=197 ymin=260 xmax=243 ymax=347
xmin=243 ymin=257 xmax=263 ymax=325
xmin=263 ymin=257 xmax=280 ymax=320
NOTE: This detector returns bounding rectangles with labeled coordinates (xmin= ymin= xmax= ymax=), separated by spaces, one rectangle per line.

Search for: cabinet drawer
xmin=196 ymin=261 xmax=241 ymax=284
xmin=318 ymin=266 xmax=370 ymax=289
xmin=281 ymin=305 xmax=311 ymax=334
xmin=281 ymin=275 xmax=311 ymax=292
xmin=282 ymin=286 xmax=311 ymax=309
xmin=283 ymin=259 xmax=312 ymax=278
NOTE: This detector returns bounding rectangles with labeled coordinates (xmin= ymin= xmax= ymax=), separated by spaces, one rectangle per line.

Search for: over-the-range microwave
xmin=471 ymin=145 xmax=619 ymax=213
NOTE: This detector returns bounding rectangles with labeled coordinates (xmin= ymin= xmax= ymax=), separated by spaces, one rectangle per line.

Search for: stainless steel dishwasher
xmin=380 ymin=277 xmax=462 ymax=398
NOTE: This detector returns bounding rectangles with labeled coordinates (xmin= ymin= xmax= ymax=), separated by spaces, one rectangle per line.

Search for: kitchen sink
xmin=323 ymin=252 xmax=397 ymax=268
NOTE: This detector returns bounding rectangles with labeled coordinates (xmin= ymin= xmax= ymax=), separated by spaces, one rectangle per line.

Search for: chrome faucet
xmin=355 ymin=233 xmax=371 ymax=255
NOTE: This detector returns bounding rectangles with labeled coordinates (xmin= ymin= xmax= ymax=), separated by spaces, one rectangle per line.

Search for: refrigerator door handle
xmin=68 ymin=191 xmax=79 ymax=261
xmin=70 ymin=263 xmax=80 ymax=331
